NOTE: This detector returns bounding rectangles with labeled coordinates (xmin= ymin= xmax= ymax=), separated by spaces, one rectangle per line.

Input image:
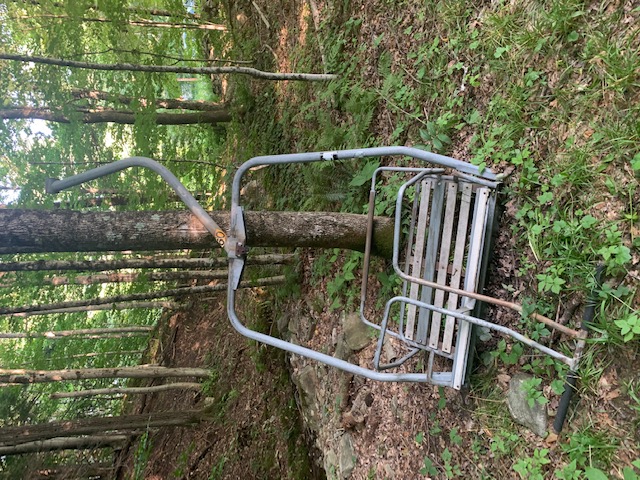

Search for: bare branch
xmin=0 ymin=52 xmax=337 ymax=81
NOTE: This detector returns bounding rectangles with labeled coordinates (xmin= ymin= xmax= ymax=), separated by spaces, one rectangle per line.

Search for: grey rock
xmin=276 ymin=314 xmax=290 ymax=337
xmin=324 ymin=450 xmax=338 ymax=479
xmin=338 ymin=433 xmax=356 ymax=478
xmin=343 ymin=312 xmax=371 ymax=351
xmin=295 ymin=365 xmax=318 ymax=405
xmin=507 ymin=373 xmax=548 ymax=437
xmin=334 ymin=334 xmax=353 ymax=361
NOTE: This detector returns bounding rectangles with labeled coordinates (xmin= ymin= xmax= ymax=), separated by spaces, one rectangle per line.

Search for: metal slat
xmin=452 ymin=187 xmax=490 ymax=389
xmin=399 ymin=180 xmax=422 ymax=336
xmin=404 ymin=180 xmax=432 ymax=340
xmin=429 ymin=181 xmax=458 ymax=350
xmin=416 ymin=179 xmax=446 ymax=344
xmin=442 ymin=183 xmax=473 ymax=353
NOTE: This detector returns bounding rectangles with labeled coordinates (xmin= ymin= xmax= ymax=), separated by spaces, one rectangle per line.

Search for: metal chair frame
xmin=45 ymin=147 xmax=585 ymax=389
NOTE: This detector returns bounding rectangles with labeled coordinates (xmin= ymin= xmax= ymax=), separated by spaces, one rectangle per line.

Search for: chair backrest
xmin=394 ymin=174 xmax=498 ymax=388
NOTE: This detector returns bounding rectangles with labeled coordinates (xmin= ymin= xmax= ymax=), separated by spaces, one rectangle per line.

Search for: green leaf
xmin=584 ymin=467 xmax=609 ymax=480
xmin=580 ymin=215 xmax=598 ymax=229
xmin=567 ymin=31 xmax=580 ymax=42
xmin=494 ymin=46 xmax=510 ymax=58
xmin=349 ymin=161 xmax=380 ymax=187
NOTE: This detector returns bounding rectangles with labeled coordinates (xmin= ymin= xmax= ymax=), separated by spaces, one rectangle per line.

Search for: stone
xmin=276 ymin=314 xmax=290 ymax=337
xmin=334 ymin=334 xmax=352 ymax=361
xmin=338 ymin=433 xmax=356 ymax=478
xmin=324 ymin=449 xmax=339 ymax=479
xmin=507 ymin=373 xmax=549 ymax=437
xmin=292 ymin=365 xmax=321 ymax=432
xmin=295 ymin=365 xmax=318 ymax=405
xmin=343 ymin=312 xmax=371 ymax=351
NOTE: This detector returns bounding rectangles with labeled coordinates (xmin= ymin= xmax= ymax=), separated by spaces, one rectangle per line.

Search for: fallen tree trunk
xmin=0 ymin=366 xmax=211 ymax=384
xmin=50 ymin=382 xmax=203 ymax=399
xmin=0 ymin=276 xmax=284 ymax=316
xmin=0 ymin=410 xmax=204 ymax=446
xmin=45 ymin=269 xmax=229 ymax=285
xmin=14 ymin=301 xmax=176 ymax=317
xmin=0 ymin=210 xmax=394 ymax=257
xmin=0 ymin=435 xmax=127 ymax=455
xmin=0 ymin=326 xmax=153 ymax=339
xmin=0 ymin=253 xmax=294 ymax=272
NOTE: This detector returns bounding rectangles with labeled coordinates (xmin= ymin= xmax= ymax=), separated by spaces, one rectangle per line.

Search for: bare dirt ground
xmin=116 ymin=292 xmax=320 ymax=480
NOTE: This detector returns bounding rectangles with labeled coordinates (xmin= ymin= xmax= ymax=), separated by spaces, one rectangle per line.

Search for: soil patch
xmin=116 ymin=293 xmax=320 ymax=480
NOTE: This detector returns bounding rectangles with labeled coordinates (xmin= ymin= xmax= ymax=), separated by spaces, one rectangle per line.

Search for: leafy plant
xmin=513 ymin=448 xmax=550 ymax=479
xmin=419 ymin=456 xmax=438 ymax=477
xmin=521 ymin=377 xmax=548 ymax=409
xmin=615 ymin=313 xmax=640 ymax=342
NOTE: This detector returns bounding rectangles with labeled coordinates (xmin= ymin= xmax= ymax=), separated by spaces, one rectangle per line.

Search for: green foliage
xmin=132 ymin=431 xmax=153 ymax=480
xmin=513 ymin=448 xmax=551 ymax=479
xmin=419 ymin=456 xmax=438 ymax=477
xmin=520 ymin=377 xmax=548 ymax=409
xmin=615 ymin=313 xmax=640 ymax=342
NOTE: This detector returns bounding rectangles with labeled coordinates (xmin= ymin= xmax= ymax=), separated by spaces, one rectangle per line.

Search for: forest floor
xmin=116 ymin=288 xmax=320 ymax=480
xmin=118 ymin=0 xmax=638 ymax=479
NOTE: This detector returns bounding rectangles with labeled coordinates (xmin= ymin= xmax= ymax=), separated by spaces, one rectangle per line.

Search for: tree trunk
xmin=44 ymin=270 xmax=229 ymax=285
xmin=0 ymin=410 xmax=203 ymax=446
xmin=0 ymin=106 xmax=231 ymax=124
xmin=15 ymin=301 xmax=176 ymax=317
xmin=50 ymin=350 xmax=144 ymax=361
xmin=0 ymin=253 xmax=294 ymax=272
xmin=0 ymin=366 xmax=210 ymax=384
xmin=50 ymin=382 xmax=202 ymax=399
xmin=26 ymin=463 xmax=113 ymax=480
xmin=0 ymin=276 xmax=284 ymax=316
xmin=0 ymin=53 xmax=338 ymax=81
xmin=0 ymin=326 xmax=153 ymax=339
xmin=70 ymin=89 xmax=227 ymax=111
xmin=0 ymin=435 xmax=127 ymax=455
xmin=8 ymin=1 xmax=202 ymax=20
xmin=0 ymin=210 xmax=394 ymax=257
xmin=16 ymin=14 xmax=227 ymax=30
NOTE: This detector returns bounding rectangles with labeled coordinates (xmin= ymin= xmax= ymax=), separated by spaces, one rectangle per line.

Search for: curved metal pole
xmin=45 ymin=156 xmax=229 ymax=251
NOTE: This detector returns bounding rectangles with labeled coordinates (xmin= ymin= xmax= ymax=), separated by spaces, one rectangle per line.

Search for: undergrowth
xmin=227 ymin=0 xmax=639 ymax=477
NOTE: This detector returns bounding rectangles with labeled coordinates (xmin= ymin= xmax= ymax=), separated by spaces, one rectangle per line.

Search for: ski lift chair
xmin=46 ymin=147 xmax=586 ymax=393
xmin=225 ymin=147 xmax=584 ymax=389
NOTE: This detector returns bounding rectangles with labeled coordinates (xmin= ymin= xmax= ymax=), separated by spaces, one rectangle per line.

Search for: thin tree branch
xmin=0 ymin=276 xmax=285 ymax=315
xmin=13 ymin=14 xmax=227 ymax=31
xmin=50 ymin=383 xmax=203 ymax=399
xmin=76 ymin=47 xmax=253 ymax=64
xmin=0 ymin=326 xmax=154 ymax=339
xmin=0 ymin=52 xmax=337 ymax=81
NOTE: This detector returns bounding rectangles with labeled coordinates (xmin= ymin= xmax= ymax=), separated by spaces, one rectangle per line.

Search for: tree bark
xmin=0 ymin=52 xmax=337 ymax=81
xmin=16 ymin=14 xmax=227 ymax=30
xmin=8 ymin=1 xmax=202 ymax=20
xmin=0 ymin=253 xmax=294 ymax=272
xmin=0 ymin=366 xmax=211 ymax=384
xmin=70 ymin=89 xmax=227 ymax=111
xmin=0 ymin=326 xmax=153 ymax=339
xmin=50 ymin=382 xmax=202 ymax=399
xmin=0 ymin=435 xmax=127 ymax=455
xmin=14 ymin=301 xmax=176 ymax=317
xmin=0 ymin=410 xmax=203 ymax=446
xmin=26 ymin=463 xmax=113 ymax=480
xmin=0 ymin=106 xmax=231 ymax=124
xmin=0 ymin=210 xmax=394 ymax=257
xmin=44 ymin=269 xmax=229 ymax=285
xmin=0 ymin=276 xmax=284 ymax=316
xmin=50 ymin=349 xmax=144 ymax=361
